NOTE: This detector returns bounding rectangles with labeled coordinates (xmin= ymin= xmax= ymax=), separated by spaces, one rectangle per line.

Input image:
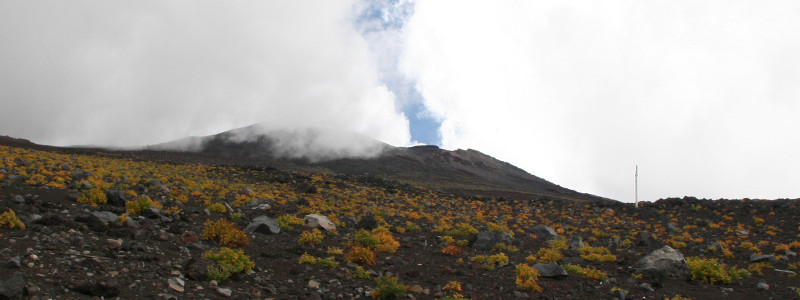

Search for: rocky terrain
xmin=1 ymin=136 xmax=800 ymax=300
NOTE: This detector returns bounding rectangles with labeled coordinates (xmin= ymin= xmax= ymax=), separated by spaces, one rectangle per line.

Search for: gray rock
xmin=304 ymin=214 xmax=336 ymax=231
xmin=533 ymin=262 xmax=568 ymax=277
xmin=471 ymin=231 xmax=512 ymax=250
xmin=757 ymin=281 xmax=769 ymax=291
xmin=635 ymin=231 xmax=655 ymax=247
xmin=104 ymin=190 xmax=128 ymax=206
xmin=217 ymin=287 xmax=232 ymax=297
xmin=750 ymin=254 xmax=778 ymax=264
xmin=12 ymin=195 xmax=24 ymax=204
xmin=667 ymin=222 xmax=679 ymax=232
xmin=568 ymin=236 xmax=584 ymax=250
xmin=0 ymin=275 xmax=25 ymax=300
xmin=245 ymin=216 xmax=281 ymax=234
xmin=707 ymin=241 xmax=725 ymax=252
xmin=5 ymin=257 xmax=21 ymax=269
xmin=633 ymin=246 xmax=690 ymax=281
xmin=638 ymin=282 xmax=654 ymax=292
xmin=92 ymin=211 xmax=118 ymax=223
xmin=530 ymin=225 xmax=558 ymax=240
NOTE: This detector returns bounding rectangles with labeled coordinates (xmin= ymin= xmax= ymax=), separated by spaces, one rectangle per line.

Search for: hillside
xmin=146 ymin=125 xmax=606 ymax=203
xmin=1 ymin=136 xmax=800 ymax=299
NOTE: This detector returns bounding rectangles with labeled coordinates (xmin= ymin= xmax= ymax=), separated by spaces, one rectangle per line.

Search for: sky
xmin=1 ymin=1 xmax=798 ymax=203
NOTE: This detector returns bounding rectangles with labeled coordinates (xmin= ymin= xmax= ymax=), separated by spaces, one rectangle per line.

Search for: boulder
xmin=530 ymin=225 xmax=558 ymax=240
xmin=533 ymin=262 xmax=568 ymax=278
xmin=245 ymin=216 xmax=281 ymax=234
xmin=635 ymin=231 xmax=655 ymax=247
xmin=355 ymin=215 xmax=378 ymax=230
xmin=633 ymin=246 xmax=690 ymax=281
xmin=0 ymin=275 xmax=25 ymax=300
xmin=304 ymin=214 xmax=336 ymax=231
xmin=92 ymin=211 xmax=118 ymax=223
xmin=104 ymin=189 xmax=128 ymax=206
xmin=750 ymin=254 xmax=778 ymax=264
xmin=471 ymin=231 xmax=513 ymax=250
xmin=568 ymin=236 xmax=584 ymax=250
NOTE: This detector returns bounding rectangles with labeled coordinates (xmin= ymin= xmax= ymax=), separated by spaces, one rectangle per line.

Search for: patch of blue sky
xmin=354 ymin=0 xmax=441 ymax=145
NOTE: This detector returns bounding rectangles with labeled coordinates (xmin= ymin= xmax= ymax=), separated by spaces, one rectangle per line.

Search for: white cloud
xmin=401 ymin=1 xmax=800 ymax=202
xmin=0 ymin=0 xmax=412 ymax=147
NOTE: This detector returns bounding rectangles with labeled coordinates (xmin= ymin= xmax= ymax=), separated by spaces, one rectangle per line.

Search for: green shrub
xmin=275 ymin=214 xmax=304 ymax=228
xmin=204 ymin=247 xmax=254 ymax=282
xmin=371 ymin=275 xmax=407 ymax=299
xmin=686 ymin=257 xmax=733 ymax=284
xmin=78 ymin=188 xmax=107 ymax=207
xmin=563 ymin=264 xmax=608 ymax=280
xmin=298 ymin=228 xmax=325 ymax=247
xmin=125 ymin=196 xmax=162 ymax=215
xmin=207 ymin=202 xmax=227 ymax=213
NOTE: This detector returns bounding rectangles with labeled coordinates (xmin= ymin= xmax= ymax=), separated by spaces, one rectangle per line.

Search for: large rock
xmin=633 ymin=246 xmax=690 ymax=281
xmin=245 ymin=216 xmax=281 ymax=234
xmin=104 ymin=189 xmax=129 ymax=206
xmin=533 ymin=262 xmax=568 ymax=277
xmin=92 ymin=211 xmax=118 ymax=223
xmin=304 ymin=214 xmax=336 ymax=231
xmin=471 ymin=231 xmax=513 ymax=250
xmin=530 ymin=225 xmax=558 ymax=240
xmin=0 ymin=275 xmax=25 ymax=300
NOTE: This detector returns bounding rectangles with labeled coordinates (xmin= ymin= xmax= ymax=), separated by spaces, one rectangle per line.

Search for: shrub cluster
xmin=514 ymin=263 xmax=543 ymax=293
xmin=204 ymin=247 xmax=254 ymax=282
xmin=371 ymin=275 xmax=407 ymax=299
xmin=686 ymin=257 xmax=749 ymax=284
xmin=0 ymin=209 xmax=25 ymax=230
xmin=201 ymin=218 xmax=250 ymax=248
xmin=125 ymin=195 xmax=163 ymax=215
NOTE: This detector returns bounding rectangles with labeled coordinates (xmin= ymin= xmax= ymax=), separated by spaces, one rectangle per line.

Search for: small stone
xmin=757 ymin=281 xmax=769 ymax=291
xmin=180 ymin=231 xmax=199 ymax=244
xmin=408 ymin=285 xmax=424 ymax=293
xmin=638 ymin=282 xmax=654 ymax=292
xmin=107 ymin=239 xmax=123 ymax=248
xmin=108 ymin=271 xmax=119 ymax=277
xmin=28 ymin=254 xmax=38 ymax=261
xmin=209 ymin=280 xmax=218 ymax=287
xmin=308 ymin=280 xmax=320 ymax=289
xmin=12 ymin=195 xmax=25 ymax=204
xmin=217 ymin=287 xmax=232 ymax=297
xmin=168 ymin=277 xmax=185 ymax=292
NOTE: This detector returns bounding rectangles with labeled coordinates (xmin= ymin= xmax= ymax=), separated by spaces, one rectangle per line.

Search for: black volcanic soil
xmin=1 ymin=137 xmax=800 ymax=300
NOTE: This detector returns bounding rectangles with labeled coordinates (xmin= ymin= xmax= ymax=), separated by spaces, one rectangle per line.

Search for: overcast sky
xmin=1 ymin=1 xmax=798 ymax=203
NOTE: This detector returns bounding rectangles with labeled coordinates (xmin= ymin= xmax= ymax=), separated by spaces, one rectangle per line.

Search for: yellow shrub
xmin=0 ymin=209 xmax=25 ymax=230
xmin=201 ymin=218 xmax=250 ymax=248
xmin=78 ymin=188 xmax=107 ymax=207
xmin=514 ymin=264 xmax=542 ymax=293
xmin=125 ymin=196 xmax=163 ymax=215
xmin=345 ymin=245 xmax=377 ymax=266
xmin=579 ymin=245 xmax=616 ymax=262
xmin=298 ymin=228 xmax=325 ymax=247
xmin=443 ymin=281 xmax=462 ymax=291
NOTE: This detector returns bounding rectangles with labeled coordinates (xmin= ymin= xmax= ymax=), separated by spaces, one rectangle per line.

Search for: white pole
xmin=635 ymin=165 xmax=639 ymax=208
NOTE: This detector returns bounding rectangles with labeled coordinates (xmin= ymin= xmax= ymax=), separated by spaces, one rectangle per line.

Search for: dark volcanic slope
xmin=151 ymin=126 xmax=607 ymax=203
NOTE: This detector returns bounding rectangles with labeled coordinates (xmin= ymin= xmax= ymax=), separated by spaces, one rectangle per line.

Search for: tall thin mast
xmin=635 ymin=165 xmax=639 ymax=207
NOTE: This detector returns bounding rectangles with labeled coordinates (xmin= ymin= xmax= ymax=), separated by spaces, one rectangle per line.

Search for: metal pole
xmin=635 ymin=165 xmax=638 ymax=208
